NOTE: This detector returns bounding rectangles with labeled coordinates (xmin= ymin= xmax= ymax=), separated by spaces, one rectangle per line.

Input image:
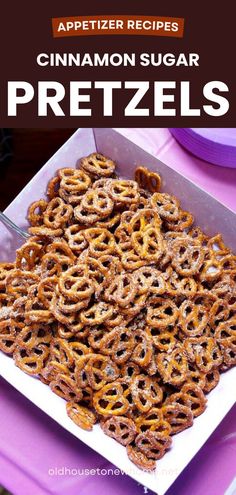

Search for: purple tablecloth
xmin=1 ymin=128 xmax=236 ymax=495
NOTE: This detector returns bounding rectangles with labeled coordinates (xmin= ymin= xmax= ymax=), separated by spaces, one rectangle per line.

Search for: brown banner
xmin=52 ymin=15 xmax=184 ymax=38
xmin=1 ymin=0 xmax=235 ymax=127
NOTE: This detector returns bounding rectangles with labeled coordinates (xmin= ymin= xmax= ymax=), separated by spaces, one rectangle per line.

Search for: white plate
xmin=1 ymin=128 xmax=236 ymax=495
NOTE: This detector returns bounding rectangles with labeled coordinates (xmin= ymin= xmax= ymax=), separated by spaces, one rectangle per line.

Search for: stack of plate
xmin=169 ymin=128 xmax=236 ymax=168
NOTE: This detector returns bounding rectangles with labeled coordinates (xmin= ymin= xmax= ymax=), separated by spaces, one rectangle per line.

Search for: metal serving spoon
xmin=0 ymin=211 xmax=30 ymax=239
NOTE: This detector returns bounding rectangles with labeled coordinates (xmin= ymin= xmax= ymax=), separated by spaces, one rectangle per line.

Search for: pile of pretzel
xmin=0 ymin=153 xmax=236 ymax=471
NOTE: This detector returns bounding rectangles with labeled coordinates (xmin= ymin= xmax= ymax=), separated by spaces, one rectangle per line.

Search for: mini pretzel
xmin=50 ymin=373 xmax=82 ymax=402
xmin=44 ymin=197 xmax=73 ymax=229
xmin=135 ymin=408 xmax=171 ymax=437
xmin=146 ymin=297 xmax=179 ymax=328
xmin=146 ymin=327 xmax=177 ymax=353
xmin=178 ymin=299 xmax=209 ymax=337
xmin=47 ymin=176 xmax=60 ymax=200
xmin=135 ymin=166 xmax=161 ymax=193
xmin=130 ymin=208 xmax=161 ymax=233
xmin=81 ymin=189 xmax=114 ymax=218
xmin=131 ymin=329 xmax=153 ymax=368
xmin=56 ymin=323 xmax=76 ymax=340
xmin=188 ymin=227 xmax=208 ymax=245
xmin=44 ymin=360 xmax=73 ymax=386
xmin=171 ymin=238 xmax=205 ymax=276
xmin=165 ymin=382 xmax=207 ymax=417
xmin=68 ymin=341 xmax=91 ymax=361
xmin=130 ymin=194 xmax=150 ymax=213
xmin=131 ymin=227 xmax=164 ymax=262
xmin=50 ymin=295 xmax=86 ymax=333
xmin=28 ymin=226 xmax=63 ymax=238
xmin=200 ymin=257 xmax=222 ymax=282
xmin=58 ymin=264 xmax=94 ymax=301
xmin=80 ymin=152 xmax=116 ymax=178
xmin=130 ymin=374 xmax=163 ymax=413
xmin=46 ymin=240 xmax=76 ymax=262
xmin=55 ymin=293 xmax=89 ymax=316
xmin=6 ymin=269 xmax=40 ymax=297
xmin=66 ymin=401 xmax=96 ymax=431
xmin=88 ymin=325 xmax=110 ymax=351
xmin=120 ymin=293 xmax=147 ymax=318
xmin=75 ymin=353 xmax=119 ymax=390
xmin=166 ymin=210 xmax=194 ymax=232
xmin=120 ymin=210 xmax=136 ymax=224
xmin=221 ymin=342 xmax=236 ymax=368
xmin=108 ymin=179 xmax=139 ymax=204
xmin=58 ymin=167 xmax=91 ymax=187
xmin=58 ymin=168 xmax=91 ymax=203
xmin=13 ymin=344 xmax=50 ymax=375
xmin=203 ymin=369 xmax=220 ymax=393
xmin=84 ymin=228 xmax=117 ymax=258
xmin=184 ymin=336 xmax=222 ymax=373
xmin=24 ymin=285 xmax=54 ymax=324
xmin=207 ymin=233 xmax=230 ymax=255
xmin=74 ymin=354 xmax=93 ymax=388
xmin=92 ymin=178 xmax=112 ymax=191
xmin=59 ymin=313 xmax=87 ymax=336
xmin=93 ymin=381 xmax=130 ymax=416
xmin=28 ymin=200 xmax=48 ymax=226
xmin=81 ymin=256 xmax=107 ymax=297
xmin=151 ymin=192 xmax=180 ymax=222
xmin=135 ymin=431 xmax=172 ymax=461
xmin=166 ymin=268 xmax=198 ymax=297
xmin=73 ymin=202 xmax=101 ymax=225
xmin=40 ymin=359 xmax=69 ymax=384
xmin=215 ymin=318 xmax=236 ymax=346
xmin=38 ymin=276 xmax=58 ymax=309
xmin=64 ymin=225 xmax=88 ymax=253
xmin=49 ymin=337 xmax=81 ymax=369
xmin=98 ymin=254 xmax=122 ymax=280
xmin=126 ymin=444 xmax=156 ymax=471
xmin=162 ymin=403 xmax=193 ymax=434
xmin=80 ymin=301 xmax=114 ymax=326
xmin=127 ymin=310 xmax=147 ymax=332
xmin=41 ymin=252 xmax=73 ymax=278
xmin=16 ymin=324 xmax=52 ymax=350
xmin=156 ymin=345 xmax=188 ymax=386
xmin=114 ymin=222 xmax=133 ymax=247
xmin=220 ymin=254 xmax=236 ymax=273
xmin=98 ymin=326 xmax=135 ymax=364
xmin=86 ymin=354 xmax=120 ymax=389
xmin=133 ymin=267 xmax=166 ymax=296
xmin=80 ymin=387 xmax=94 ymax=408
xmin=186 ymin=363 xmax=207 ymax=390
xmin=101 ymin=416 xmax=137 ymax=445
xmin=0 ymin=319 xmax=24 ymax=354
xmin=134 ymin=166 xmax=151 ymax=190
xmin=115 ymin=235 xmax=132 ymax=258
xmin=11 ymin=295 xmax=28 ymax=324
xmin=209 ymin=299 xmax=230 ymax=329
xmin=212 ymin=273 xmax=236 ymax=298
xmin=104 ymin=273 xmax=137 ymax=308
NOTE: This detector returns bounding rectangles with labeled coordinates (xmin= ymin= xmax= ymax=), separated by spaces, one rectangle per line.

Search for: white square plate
xmin=1 ymin=128 xmax=236 ymax=494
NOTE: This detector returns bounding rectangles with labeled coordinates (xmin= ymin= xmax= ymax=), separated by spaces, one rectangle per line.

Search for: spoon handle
xmin=0 ymin=211 xmax=30 ymax=240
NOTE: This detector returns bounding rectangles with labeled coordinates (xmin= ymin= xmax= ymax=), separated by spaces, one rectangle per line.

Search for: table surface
xmin=1 ymin=128 xmax=236 ymax=495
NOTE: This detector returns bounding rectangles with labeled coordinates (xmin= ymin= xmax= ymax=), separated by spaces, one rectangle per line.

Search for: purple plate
xmin=169 ymin=128 xmax=236 ymax=168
